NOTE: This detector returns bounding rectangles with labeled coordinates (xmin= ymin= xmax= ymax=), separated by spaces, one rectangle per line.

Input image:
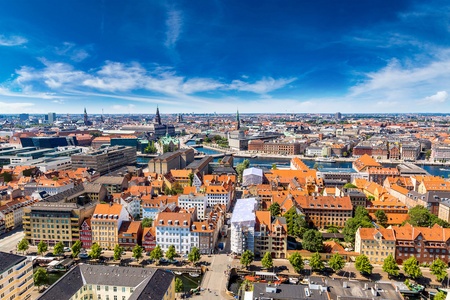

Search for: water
xmin=138 ymin=146 xmax=450 ymax=177
xmin=176 ymin=273 xmax=203 ymax=292
xmin=186 ymin=140 xmax=196 ymax=146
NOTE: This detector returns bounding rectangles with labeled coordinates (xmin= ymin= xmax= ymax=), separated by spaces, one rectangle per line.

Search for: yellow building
xmin=254 ymin=211 xmax=288 ymax=259
xmin=91 ymin=203 xmax=130 ymax=250
xmin=439 ymin=200 xmax=450 ymax=223
xmin=37 ymin=265 xmax=175 ymax=300
xmin=355 ymin=227 xmax=396 ymax=264
xmin=0 ymin=252 xmax=34 ymax=300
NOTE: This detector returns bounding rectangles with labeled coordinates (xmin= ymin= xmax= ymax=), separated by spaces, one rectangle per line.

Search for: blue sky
xmin=0 ymin=0 xmax=450 ymax=114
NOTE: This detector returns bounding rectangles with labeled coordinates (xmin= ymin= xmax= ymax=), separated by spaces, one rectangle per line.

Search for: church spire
xmin=84 ymin=107 xmax=89 ymax=125
xmin=236 ymin=109 xmax=240 ymax=130
xmin=155 ymin=106 xmax=161 ymax=125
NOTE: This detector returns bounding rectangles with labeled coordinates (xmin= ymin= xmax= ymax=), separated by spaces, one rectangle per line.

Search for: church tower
xmin=155 ymin=106 xmax=162 ymax=125
xmin=236 ymin=109 xmax=240 ymax=130
xmin=84 ymin=107 xmax=89 ymax=125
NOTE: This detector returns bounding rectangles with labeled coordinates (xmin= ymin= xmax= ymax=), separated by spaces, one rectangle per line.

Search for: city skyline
xmin=0 ymin=0 xmax=450 ymax=114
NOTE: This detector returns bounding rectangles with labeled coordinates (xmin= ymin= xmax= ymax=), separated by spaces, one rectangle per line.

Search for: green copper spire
xmin=236 ymin=109 xmax=240 ymax=130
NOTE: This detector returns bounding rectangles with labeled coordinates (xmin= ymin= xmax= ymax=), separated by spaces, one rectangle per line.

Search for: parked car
xmin=45 ymin=253 xmax=55 ymax=257
xmin=169 ymin=259 xmax=178 ymax=264
xmin=64 ymin=247 xmax=71 ymax=252
xmin=321 ymin=267 xmax=333 ymax=273
xmin=78 ymin=253 xmax=89 ymax=259
xmin=182 ymin=254 xmax=188 ymax=258
xmin=159 ymin=258 xmax=168 ymax=264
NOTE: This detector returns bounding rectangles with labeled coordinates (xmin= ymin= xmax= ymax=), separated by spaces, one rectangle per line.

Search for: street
xmin=0 ymin=227 xmax=24 ymax=253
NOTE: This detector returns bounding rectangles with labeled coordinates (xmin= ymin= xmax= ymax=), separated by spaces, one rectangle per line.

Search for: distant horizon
xmin=1 ymin=1 xmax=450 ymax=113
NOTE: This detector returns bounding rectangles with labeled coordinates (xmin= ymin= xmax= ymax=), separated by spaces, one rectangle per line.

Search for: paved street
xmin=0 ymin=227 xmax=24 ymax=253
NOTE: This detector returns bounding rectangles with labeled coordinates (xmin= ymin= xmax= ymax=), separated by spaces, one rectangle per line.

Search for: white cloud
xmin=112 ymin=104 xmax=136 ymax=111
xmin=164 ymin=9 xmax=182 ymax=48
xmin=0 ymin=35 xmax=27 ymax=46
xmin=0 ymin=101 xmax=34 ymax=113
xmin=55 ymin=42 xmax=89 ymax=62
xmin=421 ymin=91 xmax=449 ymax=104
xmin=229 ymin=77 xmax=297 ymax=94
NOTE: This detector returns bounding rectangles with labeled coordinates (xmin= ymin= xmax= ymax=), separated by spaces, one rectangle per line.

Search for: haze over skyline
xmin=0 ymin=0 xmax=450 ymax=114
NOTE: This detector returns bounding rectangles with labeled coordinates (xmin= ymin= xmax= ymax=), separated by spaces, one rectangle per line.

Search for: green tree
xmin=53 ymin=241 xmax=65 ymax=257
xmin=37 ymin=241 xmax=48 ymax=256
xmin=144 ymin=141 xmax=157 ymax=154
xmin=343 ymin=183 xmax=358 ymax=189
xmin=425 ymin=150 xmax=432 ymax=159
xmin=166 ymin=245 xmax=177 ymax=261
xmin=355 ymin=206 xmax=370 ymax=219
xmin=163 ymin=144 xmax=171 ymax=153
xmin=71 ymin=240 xmax=82 ymax=258
xmin=431 ymin=258 xmax=448 ymax=281
xmin=33 ymin=267 xmax=48 ymax=287
xmin=17 ymin=238 xmax=29 ymax=255
xmin=435 ymin=291 xmax=446 ymax=300
xmin=204 ymin=137 xmax=212 ymax=143
xmin=375 ymin=210 xmax=388 ymax=227
xmin=132 ymin=245 xmax=143 ymax=260
xmin=272 ymin=163 xmax=277 ymax=170
xmin=326 ymin=226 xmax=339 ymax=233
xmin=151 ymin=245 xmax=163 ymax=261
xmin=89 ymin=243 xmax=102 ymax=259
xmin=403 ymin=256 xmax=422 ymax=279
xmin=297 ymin=227 xmax=308 ymax=239
xmin=0 ymin=172 xmax=12 ymax=183
xmin=329 ymin=253 xmax=345 ymax=273
xmin=141 ymin=217 xmax=153 ymax=228
xmin=407 ymin=205 xmax=431 ymax=227
xmin=343 ymin=207 xmax=374 ymax=245
xmin=113 ymin=244 xmax=124 ymax=261
xmin=288 ymin=252 xmax=304 ymax=273
xmin=312 ymin=163 xmax=319 ymax=170
xmin=310 ymin=252 xmax=324 ymax=271
xmin=283 ymin=207 xmax=299 ymax=235
xmin=261 ymin=252 xmax=273 ymax=270
xmin=175 ymin=278 xmax=183 ymax=293
xmin=188 ymin=247 xmax=201 ymax=265
xmin=355 ymin=254 xmax=373 ymax=275
xmin=302 ymin=230 xmax=323 ymax=252
xmin=188 ymin=173 xmax=194 ymax=186
xmin=240 ymin=250 xmax=254 ymax=269
xmin=236 ymin=159 xmax=250 ymax=182
xmin=382 ymin=254 xmax=399 ymax=278
xmin=269 ymin=203 xmax=281 ymax=217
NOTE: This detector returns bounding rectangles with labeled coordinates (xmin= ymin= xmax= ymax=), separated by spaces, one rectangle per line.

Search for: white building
xmin=206 ymin=183 xmax=232 ymax=211
xmin=0 ymin=252 xmax=34 ymax=300
xmin=230 ymin=198 xmax=257 ymax=254
xmin=36 ymin=178 xmax=74 ymax=195
xmin=118 ymin=195 xmax=141 ymax=219
xmin=155 ymin=211 xmax=196 ymax=254
xmin=178 ymin=193 xmax=207 ymax=220
xmin=242 ymin=168 xmax=263 ymax=187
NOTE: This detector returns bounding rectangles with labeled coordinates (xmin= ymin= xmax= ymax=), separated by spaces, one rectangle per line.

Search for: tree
xmin=288 ymin=252 xmax=304 ymax=273
xmin=312 ymin=163 xmax=319 ymax=170
xmin=132 ymin=245 xmax=143 ymax=260
xmin=188 ymin=247 xmax=201 ymax=264
xmin=407 ymin=205 xmax=431 ymax=227
xmin=175 ymin=278 xmax=183 ymax=293
xmin=53 ymin=241 xmax=65 ymax=257
xmin=204 ymin=137 xmax=212 ymax=143
xmin=302 ymin=230 xmax=323 ymax=252
xmin=403 ymin=256 xmax=422 ymax=279
xmin=151 ymin=245 xmax=163 ymax=261
xmin=144 ymin=141 xmax=157 ymax=154
xmin=355 ymin=254 xmax=373 ymax=275
xmin=141 ymin=218 xmax=153 ymax=228
xmin=113 ymin=244 xmax=124 ymax=261
xmin=343 ymin=207 xmax=374 ymax=245
xmin=343 ymin=183 xmax=358 ymax=189
xmin=272 ymin=163 xmax=277 ymax=170
xmin=431 ymin=258 xmax=448 ymax=281
xmin=355 ymin=206 xmax=370 ymax=219
xmin=269 ymin=203 xmax=281 ymax=217
xmin=329 ymin=253 xmax=345 ymax=273
xmin=166 ymin=245 xmax=177 ymax=261
xmin=425 ymin=149 xmax=432 ymax=159
xmin=297 ymin=227 xmax=308 ymax=239
xmin=375 ymin=210 xmax=388 ymax=227
xmin=326 ymin=226 xmax=339 ymax=233
xmin=236 ymin=159 xmax=250 ymax=182
xmin=17 ymin=238 xmax=29 ymax=254
xmin=71 ymin=240 xmax=82 ymax=258
xmin=89 ymin=243 xmax=102 ymax=259
xmin=261 ymin=252 xmax=273 ymax=270
xmin=240 ymin=250 xmax=254 ymax=269
xmin=382 ymin=254 xmax=399 ymax=278
xmin=0 ymin=172 xmax=12 ymax=183
xmin=188 ymin=173 xmax=194 ymax=186
xmin=33 ymin=267 xmax=48 ymax=287
xmin=37 ymin=241 xmax=48 ymax=256
xmin=283 ymin=207 xmax=299 ymax=235
xmin=310 ymin=252 xmax=324 ymax=271
xmin=435 ymin=291 xmax=446 ymax=300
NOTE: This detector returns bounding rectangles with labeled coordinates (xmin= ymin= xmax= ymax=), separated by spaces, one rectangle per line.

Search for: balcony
xmin=16 ymin=264 xmax=26 ymax=271
xmin=17 ymin=272 xmax=27 ymax=279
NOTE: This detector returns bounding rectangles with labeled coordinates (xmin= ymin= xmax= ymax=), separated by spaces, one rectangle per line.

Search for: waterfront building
xmin=147 ymin=149 xmax=195 ymax=174
xmin=91 ymin=203 xmax=130 ymax=250
xmin=37 ymin=265 xmax=175 ymax=300
xmin=352 ymin=154 xmax=381 ymax=172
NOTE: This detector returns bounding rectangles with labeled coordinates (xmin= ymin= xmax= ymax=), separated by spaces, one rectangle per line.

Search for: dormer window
xmin=175 ymin=220 xmax=180 ymax=225
xmin=202 ymin=225 xmax=206 ymax=230
xmin=168 ymin=220 xmax=173 ymax=225
xmin=183 ymin=221 xmax=188 ymax=226
xmin=159 ymin=220 xmax=164 ymax=225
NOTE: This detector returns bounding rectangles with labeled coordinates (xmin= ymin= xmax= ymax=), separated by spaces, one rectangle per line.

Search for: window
xmin=113 ymin=287 xmax=117 ymax=292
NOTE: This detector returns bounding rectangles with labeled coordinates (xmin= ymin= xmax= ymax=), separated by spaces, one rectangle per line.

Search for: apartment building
xmin=439 ymin=200 xmax=450 ymax=223
xmin=178 ymin=192 xmax=207 ymax=220
xmin=147 ymin=149 xmax=194 ymax=174
xmin=80 ymin=218 xmax=92 ymax=249
xmin=191 ymin=205 xmax=225 ymax=254
xmin=37 ymin=265 xmax=175 ymax=300
xmin=254 ymin=211 xmax=288 ymax=259
xmin=155 ymin=211 xmax=194 ymax=254
xmin=71 ymin=146 xmax=137 ymax=175
xmin=352 ymin=154 xmax=381 ymax=172
xmin=367 ymin=167 xmax=399 ymax=185
xmin=117 ymin=194 xmax=141 ymax=218
xmin=355 ymin=228 xmax=396 ymax=263
xmin=118 ymin=221 xmax=142 ymax=250
xmin=94 ymin=176 xmax=128 ymax=195
xmin=0 ymin=198 xmax=37 ymax=232
xmin=205 ymin=183 xmax=233 ymax=211
xmin=91 ymin=203 xmax=130 ymax=250
xmin=141 ymin=195 xmax=178 ymax=220
xmin=295 ymin=196 xmax=353 ymax=228
xmin=339 ymin=188 xmax=367 ymax=210
xmin=142 ymin=227 xmax=156 ymax=252
xmin=262 ymin=142 xmax=301 ymax=155
xmin=401 ymin=143 xmax=421 ymax=161
xmin=0 ymin=252 xmax=34 ymax=300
